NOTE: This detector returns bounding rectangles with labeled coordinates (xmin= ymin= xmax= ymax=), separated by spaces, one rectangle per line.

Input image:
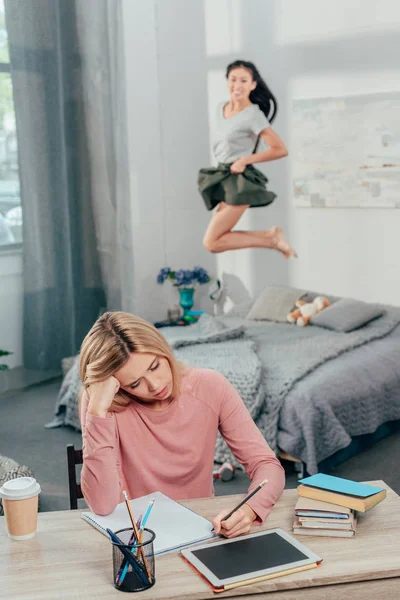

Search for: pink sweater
xmin=80 ymin=367 xmax=285 ymax=520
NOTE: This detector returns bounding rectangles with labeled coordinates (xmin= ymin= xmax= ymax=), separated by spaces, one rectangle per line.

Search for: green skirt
xmin=198 ymin=163 xmax=277 ymax=211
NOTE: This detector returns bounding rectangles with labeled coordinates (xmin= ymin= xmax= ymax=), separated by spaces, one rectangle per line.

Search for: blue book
xmin=296 ymin=511 xmax=348 ymax=519
xmin=297 ymin=474 xmax=386 ymax=512
xmin=298 ymin=474 xmax=384 ymax=497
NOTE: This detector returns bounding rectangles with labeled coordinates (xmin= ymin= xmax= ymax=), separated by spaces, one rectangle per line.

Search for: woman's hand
xmin=230 ymin=157 xmax=248 ymax=174
xmin=212 ymin=503 xmax=256 ymax=538
xmin=87 ymin=376 xmax=120 ymax=418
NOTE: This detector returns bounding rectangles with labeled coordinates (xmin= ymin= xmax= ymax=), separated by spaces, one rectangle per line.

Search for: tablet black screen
xmin=191 ymin=532 xmax=309 ymax=580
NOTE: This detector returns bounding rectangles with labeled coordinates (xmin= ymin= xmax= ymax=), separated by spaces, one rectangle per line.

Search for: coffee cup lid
xmin=0 ymin=476 xmax=41 ymax=501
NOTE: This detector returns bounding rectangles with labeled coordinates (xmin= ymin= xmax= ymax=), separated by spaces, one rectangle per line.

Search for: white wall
xmin=275 ymin=0 xmax=400 ymax=304
xmin=121 ymin=0 xmax=215 ymax=322
xmin=0 ymin=252 xmax=23 ymax=368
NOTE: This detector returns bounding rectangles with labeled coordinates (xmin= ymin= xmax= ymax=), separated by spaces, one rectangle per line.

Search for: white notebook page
xmin=81 ymin=491 xmax=215 ymax=554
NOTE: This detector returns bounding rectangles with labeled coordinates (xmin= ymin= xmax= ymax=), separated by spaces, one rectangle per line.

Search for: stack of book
xmin=293 ymin=497 xmax=357 ymax=537
xmin=292 ymin=474 xmax=387 ymax=539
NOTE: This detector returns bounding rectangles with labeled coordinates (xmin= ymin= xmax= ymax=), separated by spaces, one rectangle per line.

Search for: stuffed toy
xmin=287 ymin=296 xmax=331 ymax=327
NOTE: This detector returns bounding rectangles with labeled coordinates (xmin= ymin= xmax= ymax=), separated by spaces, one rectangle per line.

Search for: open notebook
xmin=81 ymin=491 xmax=215 ymax=555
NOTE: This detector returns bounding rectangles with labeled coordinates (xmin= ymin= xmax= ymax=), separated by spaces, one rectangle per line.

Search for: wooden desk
xmin=1 ymin=481 xmax=400 ymax=599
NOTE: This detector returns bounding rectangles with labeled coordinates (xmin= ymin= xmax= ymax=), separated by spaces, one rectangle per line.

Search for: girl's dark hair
xmin=226 ymin=60 xmax=277 ymax=122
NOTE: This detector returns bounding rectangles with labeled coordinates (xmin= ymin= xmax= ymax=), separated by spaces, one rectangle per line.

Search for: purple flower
xmin=193 ymin=266 xmax=210 ymax=284
xmin=156 ymin=267 xmax=171 ymax=284
xmin=174 ymin=269 xmax=188 ymax=286
xmin=157 ymin=265 xmax=211 ymax=287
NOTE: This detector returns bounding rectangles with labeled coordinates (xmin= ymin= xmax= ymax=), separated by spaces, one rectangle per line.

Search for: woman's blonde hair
xmin=79 ymin=311 xmax=184 ymax=412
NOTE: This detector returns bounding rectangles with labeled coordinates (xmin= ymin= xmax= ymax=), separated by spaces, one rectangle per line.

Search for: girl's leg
xmin=203 ymin=202 xmax=297 ymax=257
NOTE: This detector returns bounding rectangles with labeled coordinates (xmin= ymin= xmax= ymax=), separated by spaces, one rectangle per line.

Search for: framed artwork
xmin=292 ymin=91 xmax=400 ymax=208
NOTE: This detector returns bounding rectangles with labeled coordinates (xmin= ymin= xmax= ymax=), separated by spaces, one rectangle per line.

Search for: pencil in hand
xmin=211 ymin=479 xmax=269 ymax=532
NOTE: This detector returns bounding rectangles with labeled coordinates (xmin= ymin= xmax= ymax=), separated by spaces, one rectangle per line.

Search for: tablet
xmin=181 ymin=528 xmax=322 ymax=588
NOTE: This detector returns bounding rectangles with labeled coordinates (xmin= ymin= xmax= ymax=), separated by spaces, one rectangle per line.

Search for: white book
xmin=293 ymin=527 xmax=355 ymax=538
xmin=81 ymin=491 xmax=215 ymax=555
xmin=299 ymin=514 xmax=355 ymax=525
xmin=293 ymin=517 xmax=356 ymax=531
xmin=295 ymin=497 xmax=351 ymax=519
xmin=298 ymin=519 xmax=355 ymax=530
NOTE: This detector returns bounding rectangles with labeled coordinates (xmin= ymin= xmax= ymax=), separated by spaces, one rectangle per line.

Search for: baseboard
xmin=0 ymin=366 xmax=61 ymax=397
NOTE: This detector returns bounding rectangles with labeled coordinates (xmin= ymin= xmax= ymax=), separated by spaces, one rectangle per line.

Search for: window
xmin=0 ymin=0 xmax=21 ymax=248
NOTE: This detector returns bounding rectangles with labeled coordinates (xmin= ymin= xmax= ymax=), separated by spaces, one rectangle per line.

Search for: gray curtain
xmin=5 ymin=0 xmax=133 ymax=370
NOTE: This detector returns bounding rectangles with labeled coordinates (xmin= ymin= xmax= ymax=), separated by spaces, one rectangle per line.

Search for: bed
xmin=50 ymin=287 xmax=400 ymax=476
xmin=219 ymin=313 xmax=400 ymax=475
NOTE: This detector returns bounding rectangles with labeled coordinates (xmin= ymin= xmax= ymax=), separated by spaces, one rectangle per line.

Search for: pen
xmin=211 ymin=479 xmax=269 ymax=532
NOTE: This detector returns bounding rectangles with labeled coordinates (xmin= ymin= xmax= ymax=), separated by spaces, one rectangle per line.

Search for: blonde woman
xmin=79 ymin=311 xmax=285 ymax=538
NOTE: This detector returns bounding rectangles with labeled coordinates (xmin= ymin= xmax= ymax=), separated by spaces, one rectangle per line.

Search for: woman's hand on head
xmin=230 ymin=157 xmax=248 ymax=174
xmin=212 ymin=503 xmax=256 ymax=538
xmin=87 ymin=376 xmax=120 ymax=418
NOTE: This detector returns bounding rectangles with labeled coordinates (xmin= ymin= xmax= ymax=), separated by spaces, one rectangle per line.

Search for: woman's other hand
xmin=230 ymin=157 xmax=248 ymax=174
xmin=212 ymin=503 xmax=256 ymax=538
xmin=87 ymin=376 xmax=120 ymax=418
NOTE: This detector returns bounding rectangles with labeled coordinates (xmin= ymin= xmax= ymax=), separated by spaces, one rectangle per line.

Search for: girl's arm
xmin=245 ymin=127 xmax=288 ymax=165
xmin=79 ymin=389 xmax=122 ymax=515
xmin=217 ymin=375 xmax=285 ymax=524
xmin=230 ymin=128 xmax=288 ymax=173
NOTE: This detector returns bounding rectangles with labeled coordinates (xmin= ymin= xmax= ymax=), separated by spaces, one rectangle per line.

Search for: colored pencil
xmin=122 ymin=491 xmax=152 ymax=583
xmin=115 ymin=513 xmax=143 ymax=585
xmin=119 ymin=499 xmax=155 ymax=585
xmin=106 ymin=528 xmax=148 ymax=586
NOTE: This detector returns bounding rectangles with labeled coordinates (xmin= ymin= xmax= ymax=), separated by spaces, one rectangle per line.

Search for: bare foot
xmin=266 ymin=226 xmax=297 ymax=258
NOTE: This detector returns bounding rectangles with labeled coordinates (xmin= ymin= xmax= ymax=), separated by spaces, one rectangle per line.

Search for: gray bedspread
xmin=222 ymin=311 xmax=400 ymax=473
xmin=277 ymin=323 xmax=400 ymax=473
xmin=163 ymin=312 xmax=400 ymax=466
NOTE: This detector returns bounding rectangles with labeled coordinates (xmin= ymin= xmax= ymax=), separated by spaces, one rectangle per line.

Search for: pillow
xmin=247 ymin=286 xmax=307 ymax=322
xmin=311 ymin=298 xmax=386 ymax=332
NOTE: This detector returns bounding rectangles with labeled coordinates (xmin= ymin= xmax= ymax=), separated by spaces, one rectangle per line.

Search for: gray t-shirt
xmin=213 ymin=102 xmax=271 ymax=164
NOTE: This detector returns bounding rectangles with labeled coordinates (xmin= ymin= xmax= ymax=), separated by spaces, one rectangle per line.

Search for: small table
xmin=1 ymin=481 xmax=400 ymax=599
xmin=153 ymin=318 xmax=191 ymax=328
xmin=154 ymin=315 xmax=201 ymax=328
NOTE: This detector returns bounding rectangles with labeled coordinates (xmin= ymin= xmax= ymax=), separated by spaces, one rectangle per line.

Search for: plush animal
xmin=287 ymin=296 xmax=331 ymax=327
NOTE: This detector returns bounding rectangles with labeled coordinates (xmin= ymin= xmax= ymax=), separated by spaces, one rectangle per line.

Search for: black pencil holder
xmin=111 ymin=527 xmax=156 ymax=593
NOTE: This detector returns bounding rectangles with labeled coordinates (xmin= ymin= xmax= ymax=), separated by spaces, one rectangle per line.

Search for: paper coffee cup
xmin=0 ymin=476 xmax=41 ymax=540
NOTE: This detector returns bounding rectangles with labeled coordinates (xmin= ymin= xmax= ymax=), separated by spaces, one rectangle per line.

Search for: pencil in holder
xmin=111 ymin=527 xmax=156 ymax=592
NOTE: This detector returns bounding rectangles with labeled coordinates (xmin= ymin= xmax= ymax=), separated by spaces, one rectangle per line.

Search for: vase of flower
xmin=178 ymin=287 xmax=195 ymax=316
xmin=156 ymin=266 xmax=211 ymax=319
